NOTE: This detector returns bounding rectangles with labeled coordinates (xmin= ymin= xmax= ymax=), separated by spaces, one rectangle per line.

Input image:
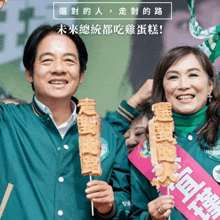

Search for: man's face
xmin=25 ymin=33 xmax=84 ymax=103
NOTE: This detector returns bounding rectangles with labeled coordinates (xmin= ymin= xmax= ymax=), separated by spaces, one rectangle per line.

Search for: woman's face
xmin=124 ymin=116 xmax=148 ymax=152
xmin=163 ymin=54 xmax=213 ymax=115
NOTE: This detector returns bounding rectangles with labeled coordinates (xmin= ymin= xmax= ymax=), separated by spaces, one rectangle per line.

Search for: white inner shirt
xmin=34 ymin=96 xmax=77 ymax=139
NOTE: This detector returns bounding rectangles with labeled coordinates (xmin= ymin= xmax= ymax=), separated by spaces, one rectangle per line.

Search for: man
xmin=0 ymin=24 xmax=135 ymax=219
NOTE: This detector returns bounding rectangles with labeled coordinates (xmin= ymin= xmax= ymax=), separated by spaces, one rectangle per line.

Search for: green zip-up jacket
xmin=130 ymin=111 xmax=220 ymax=220
xmin=0 ymin=98 xmax=138 ymax=220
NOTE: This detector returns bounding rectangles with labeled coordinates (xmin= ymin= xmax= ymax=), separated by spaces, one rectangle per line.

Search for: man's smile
xmin=49 ymin=80 xmax=68 ymax=85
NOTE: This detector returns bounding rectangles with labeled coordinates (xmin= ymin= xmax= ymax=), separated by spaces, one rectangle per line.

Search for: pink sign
xmin=129 ymin=140 xmax=220 ymax=220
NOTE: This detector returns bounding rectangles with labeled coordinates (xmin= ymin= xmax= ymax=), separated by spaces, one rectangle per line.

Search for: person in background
xmin=121 ymin=79 xmax=153 ymax=153
xmin=124 ymin=101 xmax=152 ymax=153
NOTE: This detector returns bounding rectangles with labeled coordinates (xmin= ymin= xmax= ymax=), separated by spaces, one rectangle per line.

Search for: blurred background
xmin=0 ymin=0 xmax=219 ymax=116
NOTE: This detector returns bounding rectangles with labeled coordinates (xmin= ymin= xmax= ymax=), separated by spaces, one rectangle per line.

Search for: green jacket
xmin=0 ymin=98 xmax=137 ymax=220
xmin=130 ymin=119 xmax=220 ymax=220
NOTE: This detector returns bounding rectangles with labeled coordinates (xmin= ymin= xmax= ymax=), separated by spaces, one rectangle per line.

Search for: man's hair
xmin=23 ymin=24 xmax=88 ymax=76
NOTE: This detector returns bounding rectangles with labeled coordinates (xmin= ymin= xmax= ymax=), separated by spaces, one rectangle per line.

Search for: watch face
xmin=212 ymin=165 xmax=220 ymax=183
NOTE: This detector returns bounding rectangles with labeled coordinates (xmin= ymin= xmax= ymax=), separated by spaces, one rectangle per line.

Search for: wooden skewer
xmin=90 ymin=175 xmax=94 ymax=216
xmin=168 ymin=186 xmax=171 ymax=220
xmin=0 ymin=183 xmax=13 ymax=218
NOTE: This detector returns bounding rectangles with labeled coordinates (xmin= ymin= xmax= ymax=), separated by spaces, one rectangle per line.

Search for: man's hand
xmin=127 ymin=79 xmax=153 ymax=108
xmin=85 ymin=180 xmax=114 ymax=214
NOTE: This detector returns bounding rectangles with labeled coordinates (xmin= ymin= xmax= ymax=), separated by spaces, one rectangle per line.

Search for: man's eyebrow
xmin=39 ymin=52 xmax=53 ymax=60
xmin=38 ymin=52 xmax=78 ymax=60
xmin=64 ymin=53 xmax=78 ymax=59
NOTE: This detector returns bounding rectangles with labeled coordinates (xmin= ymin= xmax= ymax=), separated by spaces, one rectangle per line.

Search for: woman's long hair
xmin=151 ymin=46 xmax=220 ymax=149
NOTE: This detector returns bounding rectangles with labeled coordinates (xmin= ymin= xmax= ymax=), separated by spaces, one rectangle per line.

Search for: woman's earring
xmin=207 ymin=94 xmax=212 ymax=102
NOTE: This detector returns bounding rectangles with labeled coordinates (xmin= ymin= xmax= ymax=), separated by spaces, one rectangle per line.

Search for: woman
xmin=124 ymin=101 xmax=152 ymax=153
xmin=130 ymin=46 xmax=220 ymax=220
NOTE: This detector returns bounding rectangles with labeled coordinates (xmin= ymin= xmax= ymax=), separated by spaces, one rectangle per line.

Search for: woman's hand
xmin=127 ymin=79 xmax=153 ymax=108
xmin=85 ymin=180 xmax=114 ymax=214
xmin=148 ymin=195 xmax=174 ymax=220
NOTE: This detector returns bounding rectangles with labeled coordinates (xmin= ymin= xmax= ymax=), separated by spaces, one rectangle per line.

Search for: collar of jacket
xmin=31 ymin=96 xmax=80 ymax=117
